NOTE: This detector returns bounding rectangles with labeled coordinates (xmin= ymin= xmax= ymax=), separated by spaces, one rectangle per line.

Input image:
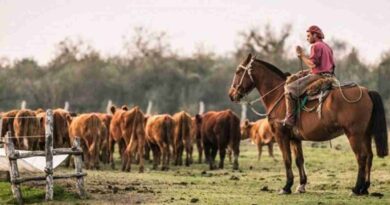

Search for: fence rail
xmin=2 ymin=109 xmax=87 ymax=204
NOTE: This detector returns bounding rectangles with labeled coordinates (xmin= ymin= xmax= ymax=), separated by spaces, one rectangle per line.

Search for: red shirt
xmin=309 ymin=40 xmax=335 ymax=74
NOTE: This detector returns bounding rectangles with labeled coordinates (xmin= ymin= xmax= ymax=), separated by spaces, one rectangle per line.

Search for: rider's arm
xmin=300 ymin=55 xmax=316 ymax=69
xmin=296 ymin=45 xmax=318 ymax=71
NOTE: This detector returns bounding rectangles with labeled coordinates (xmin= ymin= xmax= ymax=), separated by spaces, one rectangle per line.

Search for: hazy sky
xmin=1 ymin=0 xmax=389 ymax=65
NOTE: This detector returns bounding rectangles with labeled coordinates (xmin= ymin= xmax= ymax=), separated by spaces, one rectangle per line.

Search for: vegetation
xmin=1 ymin=137 xmax=389 ymax=204
xmin=0 ymin=24 xmax=388 ymax=122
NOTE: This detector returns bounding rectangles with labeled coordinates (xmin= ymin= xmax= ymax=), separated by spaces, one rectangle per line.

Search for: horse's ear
xmin=240 ymin=53 xmax=252 ymax=66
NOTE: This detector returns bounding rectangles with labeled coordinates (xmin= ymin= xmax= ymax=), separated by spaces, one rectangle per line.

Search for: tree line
xmin=0 ymin=25 xmax=389 ymax=122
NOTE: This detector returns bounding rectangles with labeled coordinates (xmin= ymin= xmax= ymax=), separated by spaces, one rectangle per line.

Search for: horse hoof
xmin=278 ymin=189 xmax=291 ymax=195
xmin=349 ymin=192 xmax=358 ymax=197
xmin=295 ymin=185 xmax=306 ymax=193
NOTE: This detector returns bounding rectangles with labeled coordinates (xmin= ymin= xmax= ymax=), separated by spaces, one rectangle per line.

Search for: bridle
xmin=230 ymin=58 xmax=256 ymax=97
xmin=231 ymin=57 xmax=286 ymax=117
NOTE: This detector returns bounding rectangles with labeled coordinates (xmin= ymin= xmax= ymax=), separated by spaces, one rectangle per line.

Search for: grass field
xmin=0 ymin=136 xmax=389 ymax=204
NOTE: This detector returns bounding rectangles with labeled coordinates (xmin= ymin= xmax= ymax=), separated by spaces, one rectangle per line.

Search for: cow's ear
xmin=144 ymin=115 xmax=149 ymax=125
xmin=244 ymin=119 xmax=249 ymax=126
xmin=195 ymin=114 xmax=202 ymax=124
xmin=70 ymin=112 xmax=77 ymax=117
xmin=38 ymin=116 xmax=45 ymax=126
xmin=110 ymin=106 xmax=116 ymax=114
xmin=66 ymin=115 xmax=72 ymax=125
xmin=121 ymin=105 xmax=129 ymax=111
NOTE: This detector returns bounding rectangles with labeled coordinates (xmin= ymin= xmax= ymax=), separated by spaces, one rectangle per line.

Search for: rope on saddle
xmin=333 ymin=78 xmax=363 ymax=103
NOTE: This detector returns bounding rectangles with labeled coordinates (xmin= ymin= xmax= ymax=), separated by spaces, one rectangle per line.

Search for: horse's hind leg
xmin=347 ymin=134 xmax=371 ymax=195
xmin=363 ymin=136 xmax=373 ymax=195
xmin=290 ymin=139 xmax=307 ymax=193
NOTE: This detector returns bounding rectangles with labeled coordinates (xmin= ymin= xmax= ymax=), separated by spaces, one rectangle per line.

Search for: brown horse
xmin=229 ymin=54 xmax=388 ymax=195
xmin=195 ymin=110 xmax=241 ymax=170
xmin=241 ymin=119 xmax=275 ymax=161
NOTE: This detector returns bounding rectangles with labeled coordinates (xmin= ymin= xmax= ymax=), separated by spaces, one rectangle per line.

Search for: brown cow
xmin=1 ymin=110 xmax=19 ymax=146
xmin=241 ymin=119 xmax=275 ymax=161
xmin=145 ymin=114 xmax=174 ymax=170
xmin=69 ymin=113 xmax=106 ymax=169
xmin=195 ymin=110 xmax=241 ymax=170
xmin=191 ymin=116 xmax=203 ymax=164
xmin=13 ymin=109 xmax=43 ymax=150
xmin=109 ymin=106 xmax=146 ymax=172
xmin=36 ymin=109 xmax=73 ymax=149
xmin=172 ymin=111 xmax=193 ymax=166
xmin=96 ymin=113 xmax=112 ymax=164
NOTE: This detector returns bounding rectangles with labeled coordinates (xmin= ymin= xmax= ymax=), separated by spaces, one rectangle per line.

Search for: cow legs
xmin=268 ymin=143 xmax=275 ymax=159
xmin=290 ymin=139 xmax=307 ymax=193
xmin=227 ymin=147 xmax=232 ymax=163
xmin=185 ymin=143 xmax=192 ymax=166
xmin=144 ymin=143 xmax=151 ymax=162
xmin=209 ymin=145 xmax=218 ymax=170
xmin=177 ymin=144 xmax=184 ymax=166
xmin=109 ymin=137 xmax=116 ymax=169
xmin=82 ymin=142 xmax=91 ymax=169
xmin=203 ymin=142 xmax=211 ymax=166
xmin=124 ymin=138 xmax=137 ymax=172
xmin=118 ymin=138 xmax=126 ymax=160
xmin=257 ymin=143 xmax=263 ymax=161
xmin=137 ymin=137 xmax=145 ymax=173
xmin=161 ymin=144 xmax=170 ymax=171
xmin=232 ymin=144 xmax=240 ymax=170
xmin=150 ymin=144 xmax=160 ymax=170
xmin=197 ymin=138 xmax=203 ymax=164
xmin=219 ymin=147 xmax=226 ymax=169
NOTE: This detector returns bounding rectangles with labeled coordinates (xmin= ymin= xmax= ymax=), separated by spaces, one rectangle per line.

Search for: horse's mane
xmin=254 ymin=59 xmax=287 ymax=80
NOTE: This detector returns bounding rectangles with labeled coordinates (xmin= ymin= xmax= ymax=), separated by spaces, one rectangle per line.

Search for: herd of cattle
xmin=0 ymin=106 xmax=275 ymax=172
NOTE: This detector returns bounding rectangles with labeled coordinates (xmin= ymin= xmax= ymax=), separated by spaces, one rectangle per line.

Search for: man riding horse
xmin=280 ymin=25 xmax=335 ymax=127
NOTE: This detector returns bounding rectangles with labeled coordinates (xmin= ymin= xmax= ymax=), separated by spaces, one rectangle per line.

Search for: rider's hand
xmin=296 ymin=46 xmax=304 ymax=57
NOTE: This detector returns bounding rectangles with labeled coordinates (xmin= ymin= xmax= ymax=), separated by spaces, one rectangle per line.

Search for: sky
xmin=0 ymin=0 xmax=390 ymax=65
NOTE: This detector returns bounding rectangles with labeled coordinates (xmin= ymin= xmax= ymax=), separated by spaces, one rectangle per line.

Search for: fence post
xmin=5 ymin=131 xmax=23 ymax=204
xmin=74 ymin=137 xmax=86 ymax=198
xmin=45 ymin=109 xmax=54 ymax=201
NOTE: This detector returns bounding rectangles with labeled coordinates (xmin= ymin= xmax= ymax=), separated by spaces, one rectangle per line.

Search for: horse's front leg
xmin=275 ymin=132 xmax=294 ymax=194
xmin=290 ymin=139 xmax=307 ymax=193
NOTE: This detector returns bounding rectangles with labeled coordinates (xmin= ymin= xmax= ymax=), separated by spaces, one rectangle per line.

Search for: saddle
xmin=293 ymin=74 xmax=358 ymax=118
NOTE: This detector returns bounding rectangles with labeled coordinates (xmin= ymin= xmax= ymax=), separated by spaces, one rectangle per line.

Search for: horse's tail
xmin=368 ymin=91 xmax=388 ymax=157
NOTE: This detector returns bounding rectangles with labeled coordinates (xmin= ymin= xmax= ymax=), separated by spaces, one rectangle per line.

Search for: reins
xmin=232 ymin=58 xmax=286 ymax=117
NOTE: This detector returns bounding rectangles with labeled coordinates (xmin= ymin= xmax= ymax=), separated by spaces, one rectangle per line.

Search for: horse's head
xmin=229 ymin=53 xmax=257 ymax=102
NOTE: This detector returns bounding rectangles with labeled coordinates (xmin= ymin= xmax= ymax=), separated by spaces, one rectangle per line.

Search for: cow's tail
xmin=163 ymin=115 xmax=173 ymax=146
xmin=180 ymin=112 xmax=191 ymax=143
xmin=87 ymin=114 xmax=101 ymax=155
xmin=368 ymin=91 xmax=388 ymax=157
